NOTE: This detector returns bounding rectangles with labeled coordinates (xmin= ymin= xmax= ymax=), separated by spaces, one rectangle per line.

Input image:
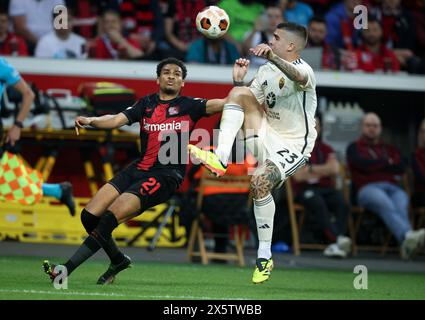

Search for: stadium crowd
xmin=0 ymin=0 xmax=423 ymax=74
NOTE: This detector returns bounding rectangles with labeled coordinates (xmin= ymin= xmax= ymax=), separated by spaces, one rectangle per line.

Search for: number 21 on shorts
xmin=140 ymin=177 xmax=161 ymax=196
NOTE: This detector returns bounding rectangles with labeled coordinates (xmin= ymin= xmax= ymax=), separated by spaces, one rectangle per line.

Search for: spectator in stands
xmin=186 ymin=35 xmax=240 ymax=65
xmin=9 ymin=0 xmax=65 ymax=55
xmin=65 ymin=0 xmax=120 ymax=40
xmin=352 ymin=18 xmax=399 ymax=72
xmin=306 ymin=15 xmax=341 ymax=70
xmin=280 ymin=0 xmax=314 ymax=27
xmin=325 ymin=0 xmax=363 ymax=49
xmin=0 ymin=10 xmax=28 ymax=56
xmin=242 ymin=5 xmax=284 ymax=67
xmin=35 ymin=10 xmax=87 ymax=59
xmin=92 ymin=9 xmax=143 ymax=60
xmin=0 ymin=57 xmax=75 ymax=216
xmin=293 ymin=115 xmax=351 ymax=258
xmin=119 ymin=0 xmax=164 ymax=60
xmin=371 ymin=0 xmax=424 ymax=73
xmin=346 ymin=112 xmax=425 ymax=260
xmin=219 ymin=0 xmax=265 ymax=45
xmin=412 ymin=118 xmax=425 ymax=208
xmin=162 ymin=0 xmax=206 ymax=61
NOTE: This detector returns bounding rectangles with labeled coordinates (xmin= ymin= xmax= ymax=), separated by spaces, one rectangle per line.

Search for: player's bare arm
xmin=250 ymin=159 xmax=282 ymax=199
xmin=250 ymin=43 xmax=308 ymax=85
xmin=206 ymin=98 xmax=227 ymax=115
xmin=6 ymin=79 xmax=35 ymax=146
xmin=74 ymin=113 xmax=129 ymax=135
xmin=205 ymin=58 xmax=253 ymax=115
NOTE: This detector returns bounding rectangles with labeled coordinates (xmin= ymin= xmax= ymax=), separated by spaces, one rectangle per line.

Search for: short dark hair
xmin=102 ymin=9 xmax=121 ymax=19
xmin=308 ymin=16 xmax=326 ymax=26
xmin=156 ymin=58 xmax=187 ymax=79
xmin=277 ymin=22 xmax=307 ymax=44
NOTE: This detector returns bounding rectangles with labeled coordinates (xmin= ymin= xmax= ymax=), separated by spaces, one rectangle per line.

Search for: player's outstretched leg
xmin=80 ymin=184 xmax=133 ymax=284
xmin=42 ymin=211 xmax=120 ymax=283
xmin=97 ymin=254 xmax=132 ymax=285
xmin=94 ymin=193 xmax=141 ymax=284
xmin=250 ymin=160 xmax=282 ymax=284
xmin=189 ymin=86 xmax=261 ymax=176
xmin=187 ymin=145 xmax=227 ymax=177
xmin=81 ymin=208 xmax=130 ymax=284
xmin=42 ymin=193 xmax=141 ymax=284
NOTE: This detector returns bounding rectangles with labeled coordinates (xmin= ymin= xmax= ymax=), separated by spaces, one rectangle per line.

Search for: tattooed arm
xmin=268 ymin=53 xmax=308 ymax=85
xmin=249 ymin=44 xmax=308 ymax=85
xmin=250 ymin=160 xmax=282 ymax=199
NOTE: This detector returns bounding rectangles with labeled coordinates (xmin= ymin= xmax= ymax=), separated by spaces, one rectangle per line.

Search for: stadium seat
xmin=406 ymin=169 xmax=425 ymax=229
xmin=341 ymin=164 xmax=400 ymax=256
xmin=187 ymin=170 xmax=252 ymax=266
xmin=284 ymin=177 xmax=328 ymax=256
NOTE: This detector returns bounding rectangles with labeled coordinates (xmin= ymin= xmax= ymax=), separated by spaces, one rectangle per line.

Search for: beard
xmin=162 ymin=87 xmax=178 ymax=95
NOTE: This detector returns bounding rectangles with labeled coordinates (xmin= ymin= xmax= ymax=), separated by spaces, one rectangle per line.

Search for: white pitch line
xmin=0 ymin=289 xmax=246 ymax=300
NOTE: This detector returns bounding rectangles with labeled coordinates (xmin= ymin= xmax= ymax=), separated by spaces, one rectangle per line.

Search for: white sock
xmin=215 ymin=103 xmax=244 ymax=166
xmin=254 ymin=194 xmax=275 ymax=260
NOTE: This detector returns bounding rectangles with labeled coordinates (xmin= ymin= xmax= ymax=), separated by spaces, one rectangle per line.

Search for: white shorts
xmin=245 ymin=118 xmax=309 ymax=182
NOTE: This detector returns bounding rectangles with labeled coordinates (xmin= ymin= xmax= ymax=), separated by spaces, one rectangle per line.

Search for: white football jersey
xmin=249 ymin=58 xmax=317 ymax=156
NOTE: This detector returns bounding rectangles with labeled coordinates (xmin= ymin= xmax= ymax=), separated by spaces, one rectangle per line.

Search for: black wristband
xmin=233 ymin=80 xmax=244 ymax=86
xmin=14 ymin=120 xmax=23 ymax=128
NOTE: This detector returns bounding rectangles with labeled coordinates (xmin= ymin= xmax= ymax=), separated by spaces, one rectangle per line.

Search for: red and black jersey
xmin=122 ymin=93 xmax=208 ymax=177
xmin=346 ymin=137 xmax=406 ymax=192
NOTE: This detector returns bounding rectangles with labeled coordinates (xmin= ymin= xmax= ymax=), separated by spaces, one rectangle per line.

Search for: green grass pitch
xmin=0 ymin=256 xmax=424 ymax=300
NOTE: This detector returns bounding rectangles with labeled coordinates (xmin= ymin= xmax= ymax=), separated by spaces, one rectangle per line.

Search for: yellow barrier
xmin=0 ymin=198 xmax=186 ymax=247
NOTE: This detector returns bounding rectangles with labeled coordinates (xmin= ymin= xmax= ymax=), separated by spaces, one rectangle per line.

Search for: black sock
xmin=64 ymin=211 xmax=119 ymax=275
xmin=81 ymin=209 xmax=125 ymax=265
xmin=64 ymin=233 xmax=100 ymax=275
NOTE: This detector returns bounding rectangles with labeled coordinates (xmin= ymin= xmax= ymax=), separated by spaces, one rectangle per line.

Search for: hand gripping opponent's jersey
xmin=249 ymin=59 xmax=317 ymax=156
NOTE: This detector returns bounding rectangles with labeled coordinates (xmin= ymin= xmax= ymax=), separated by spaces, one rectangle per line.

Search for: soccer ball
xmin=195 ymin=6 xmax=230 ymax=39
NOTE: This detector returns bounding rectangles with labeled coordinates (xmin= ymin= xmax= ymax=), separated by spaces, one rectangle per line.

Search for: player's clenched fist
xmin=249 ymin=44 xmax=274 ymax=60
xmin=233 ymin=58 xmax=250 ymax=82
xmin=235 ymin=58 xmax=250 ymax=67
xmin=74 ymin=116 xmax=92 ymax=135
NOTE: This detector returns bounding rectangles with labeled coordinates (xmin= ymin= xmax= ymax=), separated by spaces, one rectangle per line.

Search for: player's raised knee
xmin=226 ymin=86 xmax=254 ymax=105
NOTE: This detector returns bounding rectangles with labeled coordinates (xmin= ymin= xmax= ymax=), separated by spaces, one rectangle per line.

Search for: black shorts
xmin=108 ymin=161 xmax=183 ymax=212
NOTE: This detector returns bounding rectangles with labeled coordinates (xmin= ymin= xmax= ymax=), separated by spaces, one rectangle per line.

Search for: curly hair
xmin=156 ymin=58 xmax=187 ymax=79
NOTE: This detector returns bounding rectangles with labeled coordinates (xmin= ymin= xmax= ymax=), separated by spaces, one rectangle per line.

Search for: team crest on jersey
xmin=279 ymin=77 xmax=285 ymax=89
xmin=266 ymin=92 xmax=276 ymax=108
xmin=168 ymin=106 xmax=180 ymax=115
